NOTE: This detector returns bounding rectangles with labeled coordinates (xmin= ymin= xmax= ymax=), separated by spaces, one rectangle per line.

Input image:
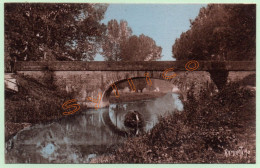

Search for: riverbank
xmin=90 ymin=82 xmax=256 ymax=163
xmin=5 ymin=75 xmax=168 ymax=141
xmin=5 ymin=74 xmax=73 ymax=141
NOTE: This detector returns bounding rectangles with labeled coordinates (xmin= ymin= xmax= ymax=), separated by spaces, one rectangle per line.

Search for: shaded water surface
xmin=5 ymin=93 xmax=183 ymax=163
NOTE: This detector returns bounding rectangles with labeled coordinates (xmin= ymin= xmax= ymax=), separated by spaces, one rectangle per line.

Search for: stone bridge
xmin=14 ymin=61 xmax=255 ymax=108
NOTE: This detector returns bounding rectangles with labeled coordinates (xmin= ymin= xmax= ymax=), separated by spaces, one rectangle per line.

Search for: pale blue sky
xmin=95 ymin=4 xmax=207 ymax=61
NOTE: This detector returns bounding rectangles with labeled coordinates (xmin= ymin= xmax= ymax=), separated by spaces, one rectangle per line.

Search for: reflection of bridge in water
xmin=10 ymin=61 xmax=255 ymax=108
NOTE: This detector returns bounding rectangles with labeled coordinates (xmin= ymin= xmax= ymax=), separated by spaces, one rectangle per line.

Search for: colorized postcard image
xmin=2 ymin=0 xmax=257 ymax=165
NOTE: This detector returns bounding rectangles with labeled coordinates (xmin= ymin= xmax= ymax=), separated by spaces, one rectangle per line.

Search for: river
xmin=5 ymin=93 xmax=183 ymax=163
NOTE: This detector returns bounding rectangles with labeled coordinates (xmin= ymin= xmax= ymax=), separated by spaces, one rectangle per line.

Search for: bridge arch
xmin=100 ymin=71 xmax=189 ymax=107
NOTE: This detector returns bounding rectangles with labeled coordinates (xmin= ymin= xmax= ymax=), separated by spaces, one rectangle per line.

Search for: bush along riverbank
xmin=5 ymin=74 xmax=79 ymax=141
xmin=91 ymin=82 xmax=255 ymax=163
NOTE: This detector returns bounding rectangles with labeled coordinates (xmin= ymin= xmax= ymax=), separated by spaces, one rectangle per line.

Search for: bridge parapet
xmin=15 ymin=61 xmax=256 ymax=71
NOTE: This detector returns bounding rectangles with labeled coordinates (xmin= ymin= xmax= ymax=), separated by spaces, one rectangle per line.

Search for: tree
xmin=120 ymin=34 xmax=162 ymax=61
xmin=101 ymin=19 xmax=132 ymax=61
xmin=5 ymin=3 xmax=108 ymax=61
xmin=102 ymin=20 xmax=162 ymax=61
xmin=172 ymin=4 xmax=256 ymax=89
xmin=134 ymin=78 xmax=147 ymax=93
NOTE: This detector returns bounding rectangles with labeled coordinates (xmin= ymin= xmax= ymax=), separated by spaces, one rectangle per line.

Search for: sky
xmin=95 ymin=4 xmax=207 ymax=61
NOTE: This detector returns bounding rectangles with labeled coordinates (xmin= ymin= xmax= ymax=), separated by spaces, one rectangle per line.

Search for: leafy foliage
xmin=102 ymin=19 xmax=132 ymax=61
xmin=172 ymin=4 xmax=255 ymax=90
xmin=133 ymin=78 xmax=147 ymax=92
xmin=96 ymin=82 xmax=255 ymax=163
xmin=120 ymin=34 xmax=162 ymax=61
xmin=102 ymin=19 xmax=162 ymax=61
xmin=5 ymin=3 xmax=108 ymax=61
xmin=5 ymin=74 xmax=78 ymax=125
xmin=172 ymin=4 xmax=255 ymax=61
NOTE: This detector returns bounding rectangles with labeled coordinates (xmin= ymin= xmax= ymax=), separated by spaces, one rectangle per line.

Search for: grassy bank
xmin=91 ymin=82 xmax=256 ymax=163
xmin=5 ymin=74 xmax=76 ymax=140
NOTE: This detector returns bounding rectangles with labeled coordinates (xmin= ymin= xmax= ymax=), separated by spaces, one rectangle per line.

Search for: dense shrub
xmin=5 ymin=74 xmax=75 ymax=124
xmin=97 ymin=82 xmax=255 ymax=163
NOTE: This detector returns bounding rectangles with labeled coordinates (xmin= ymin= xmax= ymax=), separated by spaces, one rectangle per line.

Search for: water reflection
xmin=5 ymin=93 xmax=183 ymax=163
xmin=109 ymin=93 xmax=183 ymax=132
